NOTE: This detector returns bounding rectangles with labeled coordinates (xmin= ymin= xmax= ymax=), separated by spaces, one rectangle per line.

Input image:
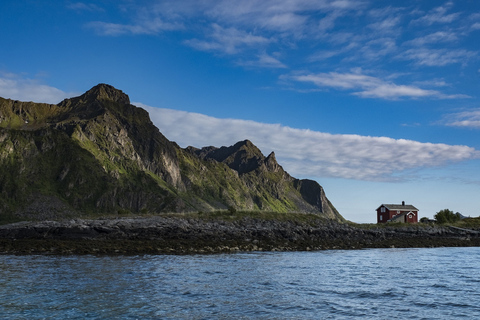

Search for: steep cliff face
xmin=57 ymin=85 xmax=185 ymax=189
xmin=0 ymin=84 xmax=343 ymax=222
xmin=188 ymin=140 xmax=341 ymax=219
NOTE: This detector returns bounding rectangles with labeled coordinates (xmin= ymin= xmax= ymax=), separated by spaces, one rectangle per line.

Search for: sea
xmin=1 ymin=247 xmax=479 ymax=319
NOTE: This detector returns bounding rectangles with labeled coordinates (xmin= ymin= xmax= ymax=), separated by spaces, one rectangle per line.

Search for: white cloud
xmin=411 ymin=2 xmax=460 ymax=25
xmin=67 ymin=2 xmax=103 ymax=12
xmin=86 ymin=0 xmax=362 ymax=40
xmin=357 ymin=37 xmax=397 ymax=61
xmin=400 ymin=48 xmax=477 ymax=66
xmin=308 ymin=50 xmax=342 ymax=61
xmin=203 ymin=0 xmax=363 ymax=34
xmin=286 ymin=71 xmax=465 ymax=100
xmin=412 ymin=79 xmax=449 ymax=87
xmin=317 ymin=11 xmax=341 ymax=32
xmin=85 ymin=0 xmax=364 ymax=54
xmin=137 ymin=103 xmax=480 ymax=181
xmin=405 ymin=31 xmax=458 ymax=46
xmin=355 ymin=84 xmax=436 ymax=99
xmin=0 ymin=75 xmax=77 ymax=104
xmin=87 ymin=18 xmax=182 ymax=36
xmin=83 ymin=0 xmax=478 ymax=79
xmin=238 ymin=53 xmax=287 ymax=68
xmin=184 ymin=24 xmax=272 ymax=55
xmin=443 ymin=109 xmax=480 ymax=128
xmin=367 ymin=16 xmax=402 ymax=35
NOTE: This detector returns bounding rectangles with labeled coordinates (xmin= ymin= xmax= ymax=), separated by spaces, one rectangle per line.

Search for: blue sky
xmin=1 ymin=0 xmax=479 ymax=222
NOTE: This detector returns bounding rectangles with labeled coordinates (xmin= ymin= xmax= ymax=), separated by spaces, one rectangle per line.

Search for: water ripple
xmin=1 ymin=247 xmax=480 ymax=319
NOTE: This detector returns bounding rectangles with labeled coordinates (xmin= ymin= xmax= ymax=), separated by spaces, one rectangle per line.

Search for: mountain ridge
xmin=0 ymin=84 xmax=343 ymax=222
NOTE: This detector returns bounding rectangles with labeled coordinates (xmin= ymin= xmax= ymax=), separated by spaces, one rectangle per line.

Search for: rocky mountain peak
xmin=265 ymin=151 xmax=281 ymax=172
xmin=81 ymin=84 xmax=130 ymax=105
xmin=191 ymin=140 xmax=266 ymax=174
xmin=233 ymin=139 xmax=264 ymax=158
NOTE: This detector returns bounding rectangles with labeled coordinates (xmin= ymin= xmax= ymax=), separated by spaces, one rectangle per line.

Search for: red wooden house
xmin=376 ymin=201 xmax=418 ymax=223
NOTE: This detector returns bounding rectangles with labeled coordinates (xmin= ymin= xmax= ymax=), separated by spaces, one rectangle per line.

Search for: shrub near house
xmin=376 ymin=201 xmax=419 ymax=223
xmin=434 ymin=209 xmax=461 ymax=224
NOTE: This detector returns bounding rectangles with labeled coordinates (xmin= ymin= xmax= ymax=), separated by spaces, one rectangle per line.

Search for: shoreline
xmin=1 ymin=217 xmax=479 ymax=254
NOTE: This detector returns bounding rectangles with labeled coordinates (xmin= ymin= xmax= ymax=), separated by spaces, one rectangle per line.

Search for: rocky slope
xmin=0 ymin=84 xmax=342 ymax=222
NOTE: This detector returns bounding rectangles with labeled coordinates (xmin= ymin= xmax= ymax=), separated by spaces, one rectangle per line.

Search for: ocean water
xmin=1 ymin=247 xmax=480 ymax=319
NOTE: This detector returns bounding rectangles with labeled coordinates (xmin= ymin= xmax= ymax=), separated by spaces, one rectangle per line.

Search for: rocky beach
xmin=1 ymin=216 xmax=479 ymax=254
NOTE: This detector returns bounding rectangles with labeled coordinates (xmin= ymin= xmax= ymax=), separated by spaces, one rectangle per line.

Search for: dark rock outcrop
xmin=1 ymin=218 xmax=479 ymax=254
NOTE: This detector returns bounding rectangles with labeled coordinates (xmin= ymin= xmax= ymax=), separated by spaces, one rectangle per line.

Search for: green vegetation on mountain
xmin=0 ymin=84 xmax=343 ymax=222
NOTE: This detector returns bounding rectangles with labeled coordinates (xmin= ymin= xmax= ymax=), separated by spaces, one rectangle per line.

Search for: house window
xmin=381 ymin=207 xmax=386 ymax=213
xmin=408 ymin=214 xmax=412 ymax=219
xmin=380 ymin=215 xmax=383 ymax=221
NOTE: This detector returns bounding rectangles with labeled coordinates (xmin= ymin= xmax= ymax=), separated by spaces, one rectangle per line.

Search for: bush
xmin=434 ymin=209 xmax=460 ymax=224
xmin=117 ymin=208 xmax=130 ymax=216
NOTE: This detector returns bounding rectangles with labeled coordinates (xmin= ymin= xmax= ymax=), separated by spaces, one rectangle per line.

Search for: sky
xmin=1 ymin=0 xmax=479 ymax=223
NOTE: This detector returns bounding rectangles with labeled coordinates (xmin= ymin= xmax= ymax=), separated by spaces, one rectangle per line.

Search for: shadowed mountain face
xmin=0 ymin=84 xmax=343 ymax=222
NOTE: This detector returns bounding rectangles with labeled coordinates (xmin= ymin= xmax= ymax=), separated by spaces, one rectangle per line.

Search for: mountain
xmin=0 ymin=84 xmax=343 ymax=222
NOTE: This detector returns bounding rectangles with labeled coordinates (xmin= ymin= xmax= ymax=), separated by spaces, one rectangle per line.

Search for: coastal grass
xmin=442 ymin=217 xmax=480 ymax=229
xmin=185 ymin=210 xmax=327 ymax=224
xmin=349 ymin=217 xmax=480 ymax=231
xmin=112 ymin=209 xmax=329 ymax=224
xmin=3 ymin=209 xmax=329 ymax=226
xmin=0 ymin=212 xmax=24 ymax=225
xmin=346 ymin=221 xmax=419 ymax=229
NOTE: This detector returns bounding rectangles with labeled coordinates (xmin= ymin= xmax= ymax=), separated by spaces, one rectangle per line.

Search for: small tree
xmin=434 ymin=209 xmax=460 ymax=224
xmin=420 ymin=217 xmax=430 ymax=223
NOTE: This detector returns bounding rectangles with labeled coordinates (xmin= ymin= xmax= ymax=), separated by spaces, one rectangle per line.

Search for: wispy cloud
xmin=83 ymin=0 xmax=478 ymax=97
xmin=285 ymin=71 xmax=466 ymax=100
xmin=399 ymin=48 xmax=477 ymax=67
xmin=411 ymin=2 xmax=460 ymax=25
xmin=67 ymin=2 xmax=104 ymax=12
xmin=0 ymin=74 xmax=77 ymax=104
xmin=83 ymin=0 xmax=363 ymax=58
xmin=443 ymin=109 xmax=480 ymax=128
xmin=412 ymin=79 xmax=449 ymax=87
xmin=367 ymin=16 xmax=402 ymax=35
xmin=184 ymin=24 xmax=272 ymax=55
xmin=85 ymin=0 xmax=362 ymax=39
xmin=87 ymin=18 xmax=182 ymax=36
xmin=203 ymin=0 xmax=364 ymax=35
xmin=405 ymin=31 xmax=458 ymax=46
xmin=238 ymin=52 xmax=287 ymax=68
xmin=138 ymin=103 xmax=479 ymax=181
xmin=356 ymin=37 xmax=398 ymax=61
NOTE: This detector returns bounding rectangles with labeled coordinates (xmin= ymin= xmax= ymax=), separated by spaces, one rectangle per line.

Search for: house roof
xmin=377 ymin=204 xmax=419 ymax=211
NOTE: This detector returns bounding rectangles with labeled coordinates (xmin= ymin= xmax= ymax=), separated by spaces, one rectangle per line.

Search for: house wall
xmin=377 ymin=210 xmax=384 ymax=223
xmin=377 ymin=206 xmax=418 ymax=223
xmin=377 ymin=207 xmax=392 ymax=223
xmin=405 ymin=211 xmax=418 ymax=223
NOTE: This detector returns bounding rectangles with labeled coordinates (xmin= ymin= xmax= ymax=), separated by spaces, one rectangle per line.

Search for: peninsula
xmin=1 ymin=84 xmax=479 ymax=254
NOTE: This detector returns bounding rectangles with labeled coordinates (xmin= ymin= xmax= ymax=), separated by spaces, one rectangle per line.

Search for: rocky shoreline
xmin=1 ymin=217 xmax=479 ymax=254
